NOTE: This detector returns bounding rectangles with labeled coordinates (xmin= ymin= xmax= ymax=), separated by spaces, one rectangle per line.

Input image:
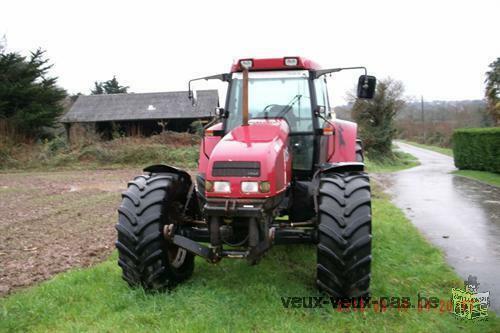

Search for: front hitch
xmin=163 ymin=217 xmax=275 ymax=264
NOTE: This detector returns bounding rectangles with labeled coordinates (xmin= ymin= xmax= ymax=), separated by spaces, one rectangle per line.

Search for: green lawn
xmin=454 ymin=170 xmax=500 ymax=187
xmin=399 ymin=140 xmax=453 ymax=157
xmin=2 ymin=188 xmax=498 ymax=332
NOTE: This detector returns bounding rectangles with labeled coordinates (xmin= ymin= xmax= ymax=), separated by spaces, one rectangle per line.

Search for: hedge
xmin=452 ymin=127 xmax=500 ymax=173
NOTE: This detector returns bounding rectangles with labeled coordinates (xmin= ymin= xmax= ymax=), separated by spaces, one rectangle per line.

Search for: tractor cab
xmin=189 ymin=57 xmax=376 ymax=179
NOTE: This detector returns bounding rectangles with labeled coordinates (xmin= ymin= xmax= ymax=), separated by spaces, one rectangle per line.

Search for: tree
xmin=351 ymin=78 xmax=405 ymax=158
xmin=91 ymin=76 xmax=128 ymax=94
xmin=0 ymin=48 xmax=67 ymax=138
xmin=91 ymin=82 xmax=104 ymax=95
xmin=485 ymin=57 xmax=500 ymax=125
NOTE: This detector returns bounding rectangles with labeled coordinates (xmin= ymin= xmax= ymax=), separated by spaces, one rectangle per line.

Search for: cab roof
xmin=230 ymin=57 xmax=321 ymax=73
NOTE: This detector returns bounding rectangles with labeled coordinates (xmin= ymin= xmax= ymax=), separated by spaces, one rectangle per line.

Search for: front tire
xmin=116 ymin=173 xmax=194 ymax=291
xmin=316 ymin=172 xmax=372 ymax=299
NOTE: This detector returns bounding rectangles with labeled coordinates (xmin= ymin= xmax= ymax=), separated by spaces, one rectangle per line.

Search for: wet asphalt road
xmin=374 ymin=142 xmax=500 ymax=313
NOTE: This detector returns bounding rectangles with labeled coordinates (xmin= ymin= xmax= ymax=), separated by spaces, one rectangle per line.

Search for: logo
xmin=451 ymin=275 xmax=490 ymax=321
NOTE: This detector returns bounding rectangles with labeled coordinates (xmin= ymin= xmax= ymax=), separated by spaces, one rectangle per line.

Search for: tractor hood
xmin=206 ymin=119 xmax=291 ymax=197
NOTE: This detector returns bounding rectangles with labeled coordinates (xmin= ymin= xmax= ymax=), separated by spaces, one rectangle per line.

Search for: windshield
xmin=226 ymin=70 xmax=313 ymax=132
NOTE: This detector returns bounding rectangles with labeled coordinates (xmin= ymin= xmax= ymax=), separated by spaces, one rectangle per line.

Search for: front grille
xmin=212 ymin=161 xmax=260 ymax=177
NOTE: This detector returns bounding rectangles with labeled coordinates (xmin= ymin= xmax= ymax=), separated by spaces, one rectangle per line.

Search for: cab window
xmin=314 ymin=78 xmax=331 ymax=127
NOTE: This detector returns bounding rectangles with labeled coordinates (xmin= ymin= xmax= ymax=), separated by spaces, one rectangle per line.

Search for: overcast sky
xmin=1 ymin=0 xmax=499 ymax=105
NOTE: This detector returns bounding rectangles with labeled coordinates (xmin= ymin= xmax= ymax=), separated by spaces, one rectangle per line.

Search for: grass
xmin=454 ymin=170 xmax=500 ymax=187
xmin=2 ymin=187 xmax=498 ymax=332
xmin=399 ymin=140 xmax=453 ymax=157
xmin=365 ymin=151 xmax=419 ymax=173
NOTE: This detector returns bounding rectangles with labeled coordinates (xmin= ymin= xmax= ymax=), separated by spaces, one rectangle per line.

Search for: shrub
xmin=190 ymin=120 xmax=204 ymax=136
xmin=453 ymin=127 xmax=500 ymax=173
xmin=352 ymin=78 xmax=405 ymax=157
xmin=0 ymin=132 xmax=200 ymax=170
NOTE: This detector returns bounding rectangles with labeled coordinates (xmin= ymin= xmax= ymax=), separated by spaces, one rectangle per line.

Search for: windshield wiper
xmin=276 ymin=94 xmax=303 ymax=118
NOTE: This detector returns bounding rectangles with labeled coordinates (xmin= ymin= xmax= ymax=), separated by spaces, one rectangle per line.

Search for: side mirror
xmin=357 ymin=75 xmax=376 ymax=99
xmin=315 ymin=106 xmax=326 ymax=117
xmin=215 ymin=107 xmax=226 ymax=118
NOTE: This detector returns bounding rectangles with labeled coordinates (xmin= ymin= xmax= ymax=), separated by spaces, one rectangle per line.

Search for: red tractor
xmin=116 ymin=57 xmax=376 ymax=299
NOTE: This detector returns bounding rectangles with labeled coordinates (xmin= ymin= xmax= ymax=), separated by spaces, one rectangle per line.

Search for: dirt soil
xmin=0 ymin=169 xmax=142 ymax=296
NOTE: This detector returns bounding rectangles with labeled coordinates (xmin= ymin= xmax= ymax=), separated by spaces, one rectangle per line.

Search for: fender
xmin=327 ymin=119 xmax=358 ymax=163
xmin=319 ymin=162 xmax=364 ymax=174
xmin=144 ymin=164 xmax=201 ymax=218
xmin=143 ymin=164 xmax=192 ymax=185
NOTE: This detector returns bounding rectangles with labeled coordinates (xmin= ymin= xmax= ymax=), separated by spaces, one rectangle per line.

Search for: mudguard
xmin=144 ymin=164 xmax=201 ymax=218
xmin=143 ymin=164 xmax=192 ymax=184
xmin=327 ymin=119 xmax=358 ymax=163
xmin=319 ymin=162 xmax=364 ymax=173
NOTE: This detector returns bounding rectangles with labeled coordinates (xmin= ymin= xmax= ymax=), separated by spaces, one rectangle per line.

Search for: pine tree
xmin=91 ymin=82 xmax=104 ymax=94
xmin=91 ymin=76 xmax=128 ymax=94
xmin=0 ymin=48 xmax=67 ymax=138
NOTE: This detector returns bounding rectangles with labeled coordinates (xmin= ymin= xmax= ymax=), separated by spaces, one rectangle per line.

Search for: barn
xmin=60 ymin=90 xmax=219 ymax=140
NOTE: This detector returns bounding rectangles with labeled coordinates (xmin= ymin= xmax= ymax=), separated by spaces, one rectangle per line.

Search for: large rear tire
xmin=116 ymin=173 xmax=194 ymax=291
xmin=316 ymin=172 xmax=372 ymax=299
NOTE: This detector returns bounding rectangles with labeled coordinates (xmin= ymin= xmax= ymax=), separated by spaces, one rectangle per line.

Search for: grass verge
xmin=365 ymin=151 xmax=419 ymax=173
xmin=1 ymin=187 xmax=498 ymax=332
xmin=453 ymin=170 xmax=500 ymax=187
xmin=400 ymin=140 xmax=453 ymax=157
xmin=401 ymin=140 xmax=500 ymax=187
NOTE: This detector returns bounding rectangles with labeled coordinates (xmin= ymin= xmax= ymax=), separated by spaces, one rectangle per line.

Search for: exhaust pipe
xmin=242 ymin=67 xmax=249 ymax=126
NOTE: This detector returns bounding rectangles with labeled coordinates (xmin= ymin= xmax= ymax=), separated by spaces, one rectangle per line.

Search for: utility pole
xmin=421 ymin=95 xmax=426 ymax=142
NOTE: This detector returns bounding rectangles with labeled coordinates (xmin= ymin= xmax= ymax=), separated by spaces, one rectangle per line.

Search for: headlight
xmin=259 ymin=181 xmax=271 ymax=193
xmin=213 ymin=181 xmax=231 ymax=193
xmin=205 ymin=180 xmax=214 ymax=192
xmin=239 ymin=59 xmax=253 ymax=69
xmin=241 ymin=181 xmax=259 ymax=193
xmin=284 ymin=57 xmax=298 ymax=66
